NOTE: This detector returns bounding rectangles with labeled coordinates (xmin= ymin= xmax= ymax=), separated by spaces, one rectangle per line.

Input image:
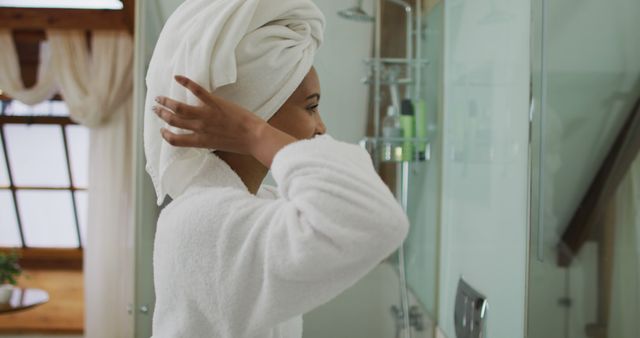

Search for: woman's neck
xmin=215 ymin=151 xmax=269 ymax=195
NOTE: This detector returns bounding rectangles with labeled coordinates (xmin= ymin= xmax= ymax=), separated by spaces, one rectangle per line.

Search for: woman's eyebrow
xmin=305 ymin=93 xmax=320 ymax=101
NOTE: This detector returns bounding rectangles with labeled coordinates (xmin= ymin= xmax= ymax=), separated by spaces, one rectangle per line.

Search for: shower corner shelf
xmin=359 ymin=136 xmax=431 ymax=163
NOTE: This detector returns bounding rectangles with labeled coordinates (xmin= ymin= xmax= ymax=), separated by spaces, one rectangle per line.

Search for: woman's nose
xmin=315 ymin=114 xmax=327 ymax=135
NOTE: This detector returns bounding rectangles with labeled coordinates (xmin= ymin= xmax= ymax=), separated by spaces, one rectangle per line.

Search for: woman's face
xmin=268 ymin=67 xmax=326 ymax=139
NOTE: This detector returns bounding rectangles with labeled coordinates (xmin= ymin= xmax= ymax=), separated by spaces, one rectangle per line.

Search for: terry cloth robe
xmin=151 ymin=134 xmax=409 ymax=338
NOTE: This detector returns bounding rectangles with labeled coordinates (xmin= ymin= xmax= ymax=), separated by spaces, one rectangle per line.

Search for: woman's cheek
xmin=289 ymin=110 xmax=315 ymax=139
xmin=303 ymin=115 xmax=318 ymax=139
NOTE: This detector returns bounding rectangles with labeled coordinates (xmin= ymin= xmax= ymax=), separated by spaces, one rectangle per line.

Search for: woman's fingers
xmin=174 ymin=75 xmax=216 ymax=106
xmin=153 ymin=77 xmax=263 ymax=153
xmin=153 ymin=105 xmax=203 ymax=132
xmin=160 ymin=128 xmax=203 ymax=148
xmin=154 ymin=95 xmax=199 ymax=118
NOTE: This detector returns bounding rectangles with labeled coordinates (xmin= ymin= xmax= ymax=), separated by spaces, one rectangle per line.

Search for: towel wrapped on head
xmin=144 ymin=0 xmax=325 ymax=205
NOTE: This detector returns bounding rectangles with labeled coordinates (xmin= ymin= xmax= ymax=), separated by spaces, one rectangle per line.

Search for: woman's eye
xmin=307 ymin=104 xmax=319 ymax=113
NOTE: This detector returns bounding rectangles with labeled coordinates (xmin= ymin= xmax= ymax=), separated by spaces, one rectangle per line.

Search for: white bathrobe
xmin=152 ymin=134 xmax=409 ymax=338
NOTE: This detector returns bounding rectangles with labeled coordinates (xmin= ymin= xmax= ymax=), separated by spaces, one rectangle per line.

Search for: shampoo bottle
xmin=382 ymin=105 xmax=402 ymax=161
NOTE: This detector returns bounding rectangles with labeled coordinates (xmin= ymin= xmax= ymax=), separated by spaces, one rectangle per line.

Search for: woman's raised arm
xmin=153 ymin=75 xmax=297 ymax=168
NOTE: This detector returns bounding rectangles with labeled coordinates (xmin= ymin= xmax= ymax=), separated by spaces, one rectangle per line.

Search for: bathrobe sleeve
xmin=217 ymin=134 xmax=409 ymax=335
xmin=168 ymin=134 xmax=409 ymax=336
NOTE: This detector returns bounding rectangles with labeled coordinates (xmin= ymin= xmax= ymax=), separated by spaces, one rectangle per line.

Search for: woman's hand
xmin=153 ymin=75 xmax=264 ymax=155
xmin=153 ymin=75 xmax=296 ymax=168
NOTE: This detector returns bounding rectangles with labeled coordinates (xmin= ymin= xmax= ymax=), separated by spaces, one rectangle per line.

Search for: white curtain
xmin=608 ymin=157 xmax=640 ymax=338
xmin=0 ymin=31 xmax=57 ymax=104
xmin=0 ymin=30 xmax=134 ymax=337
xmin=47 ymin=30 xmax=134 ymax=127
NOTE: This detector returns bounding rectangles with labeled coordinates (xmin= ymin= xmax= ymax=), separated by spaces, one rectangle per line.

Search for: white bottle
xmin=382 ymin=105 xmax=402 ymax=161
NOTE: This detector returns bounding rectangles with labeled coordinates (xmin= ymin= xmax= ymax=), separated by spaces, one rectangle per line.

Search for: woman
xmin=144 ymin=1 xmax=409 ymax=337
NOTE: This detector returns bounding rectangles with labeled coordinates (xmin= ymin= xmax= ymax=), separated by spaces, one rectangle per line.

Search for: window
xmin=0 ymin=99 xmax=89 ymax=249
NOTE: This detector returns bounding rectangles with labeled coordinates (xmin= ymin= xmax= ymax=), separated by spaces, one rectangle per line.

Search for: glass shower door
xmin=402 ymin=0 xmax=443 ymax=332
xmin=528 ymin=0 xmax=640 ymax=337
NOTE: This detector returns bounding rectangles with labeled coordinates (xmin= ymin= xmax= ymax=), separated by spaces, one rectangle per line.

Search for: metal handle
xmin=139 ymin=305 xmax=149 ymax=314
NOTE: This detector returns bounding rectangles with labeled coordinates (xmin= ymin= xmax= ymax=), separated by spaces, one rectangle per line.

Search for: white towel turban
xmin=144 ymin=0 xmax=325 ymax=205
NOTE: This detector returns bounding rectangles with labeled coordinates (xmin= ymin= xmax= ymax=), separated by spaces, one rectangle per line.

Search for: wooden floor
xmin=0 ymin=270 xmax=83 ymax=334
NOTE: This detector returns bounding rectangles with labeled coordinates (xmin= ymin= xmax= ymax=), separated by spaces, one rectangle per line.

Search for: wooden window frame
xmin=0 ymin=1 xmax=135 ymax=34
xmin=0 ymin=102 xmax=86 ymax=267
xmin=0 ymin=247 xmax=82 ymax=270
xmin=0 ymin=2 xmax=134 ymax=271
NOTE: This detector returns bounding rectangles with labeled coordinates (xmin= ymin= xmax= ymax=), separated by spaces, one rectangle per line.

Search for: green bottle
xmin=414 ymin=99 xmax=427 ymax=160
xmin=400 ymin=99 xmax=415 ymax=161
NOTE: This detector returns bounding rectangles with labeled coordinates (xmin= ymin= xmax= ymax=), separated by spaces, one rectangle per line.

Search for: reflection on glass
xmin=0 ymin=190 xmax=20 ymax=247
xmin=66 ymin=125 xmax=89 ymax=188
xmin=17 ymin=190 xmax=78 ymax=248
xmin=528 ymin=0 xmax=640 ymax=337
xmin=607 ymin=166 xmax=640 ymax=338
xmin=4 ymin=125 xmax=69 ymax=187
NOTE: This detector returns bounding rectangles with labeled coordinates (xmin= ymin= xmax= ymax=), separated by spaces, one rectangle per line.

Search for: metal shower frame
xmin=370 ymin=0 xmax=428 ymax=139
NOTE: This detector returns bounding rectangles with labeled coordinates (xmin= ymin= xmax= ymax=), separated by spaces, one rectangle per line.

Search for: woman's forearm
xmin=250 ymin=122 xmax=297 ymax=168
